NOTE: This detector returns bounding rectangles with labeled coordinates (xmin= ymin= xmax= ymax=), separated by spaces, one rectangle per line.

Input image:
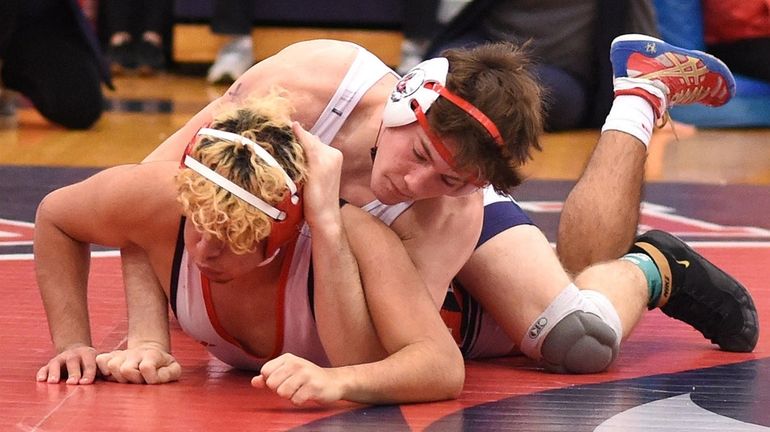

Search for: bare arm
xmin=256 ymin=206 xmax=464 ymax=405
xmin=34 ymin=162 xmax=180 ymax=384
xmin=293 ymin=123 xmax=386 ymax=366
xmin=34 ymin=198 xmax=93 ymax=384
xmin=337 ymin=206 xmax=465 ymax=403
xmin=95 ymin=244 xmax=181 ymax=385
xmin=256 ymin=124 xmax=463 ymax=405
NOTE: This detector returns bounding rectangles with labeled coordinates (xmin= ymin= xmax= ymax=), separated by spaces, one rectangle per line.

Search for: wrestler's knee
xmin=520 ymin=284 xmax=622 ymax=374
xmin=540 ymin=310 xmax=619 ymax=374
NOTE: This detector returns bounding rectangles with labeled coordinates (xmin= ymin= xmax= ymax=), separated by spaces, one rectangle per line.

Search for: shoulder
xmin=401 ymin=194 xmax=482 ymax=233
xmin=242 ymin=39 xmax=361 ymax=85
xmin=226 ymin=39 xmax=363 ymax=125
xmin=389 ymin=193 xmax=483 ymax=247
xmin=274 ymin=39 xmax=363 ymax=63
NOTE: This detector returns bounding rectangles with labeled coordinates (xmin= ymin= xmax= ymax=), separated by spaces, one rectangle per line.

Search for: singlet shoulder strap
xmin=310 ymin=46 xmax=397 ymax=144
xmin=169 ymin=216 xmax=187 ymax=318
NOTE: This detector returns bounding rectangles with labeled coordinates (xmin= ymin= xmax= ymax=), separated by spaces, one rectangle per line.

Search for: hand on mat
xmin=36 ymin=343 xmax=98 ymax=385
xmin=252 ymin=353 xmax=344 ymax=406
xmin=291 ymin=121 xmax=344 ymax=228
xmin=95 ymin=344 xmax=181 ymax=384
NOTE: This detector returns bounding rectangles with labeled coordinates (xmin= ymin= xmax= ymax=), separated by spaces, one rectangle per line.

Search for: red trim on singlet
xmin=199 ymin=240 xmax=298 ymax=360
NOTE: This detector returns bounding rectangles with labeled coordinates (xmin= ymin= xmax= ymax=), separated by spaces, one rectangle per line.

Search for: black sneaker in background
xmin=631 ymin=230 xmax=759 ymax=352
xmin=106 ymin=41 xmax=137 ymax=75
xmin=135 ymin=40 xmax=165 ymax=76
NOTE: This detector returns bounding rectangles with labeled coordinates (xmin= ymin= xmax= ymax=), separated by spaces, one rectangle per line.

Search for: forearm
xmin=121 ymin=246 xmax=171 ymax=351
xmin=34 ymin=209 xmax=93 ymax=351
xmin=310 ymin=216 xmax=386 ymax=366
xmin=332 ymin=339 xmax=464 ymax=404
xmin=338 ymin=209 xmax=467 ymax=403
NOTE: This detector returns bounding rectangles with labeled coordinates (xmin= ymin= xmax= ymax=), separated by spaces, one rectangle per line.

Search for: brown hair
xmin=176 ymin=92 xmax=307 ymax=254
xmin=428 ymin=41 xmax=544 ymax=193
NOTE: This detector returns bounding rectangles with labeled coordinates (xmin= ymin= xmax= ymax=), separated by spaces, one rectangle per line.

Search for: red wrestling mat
xmin=1 ymin=245 xmax=767 ymax=431
xmin=2 ymin=177 xmax=768 ymax=430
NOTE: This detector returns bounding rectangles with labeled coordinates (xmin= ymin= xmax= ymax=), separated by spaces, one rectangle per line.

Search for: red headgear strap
xmin=382 ymin=57 xmax=503 ymax=186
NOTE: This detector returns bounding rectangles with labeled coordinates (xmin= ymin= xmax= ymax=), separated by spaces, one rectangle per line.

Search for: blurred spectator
xmin=426 ymin=0 xmax=658 ymax=131
xmin=101 ymin=0 xmax=173 ymax=75
xmin=703 ymin=0 xmax=770 ymax=82
xmin=398 ymin=0 xmax=443 ymax=74
xmin=0 ymin=0 xmax=112 ymax=129
xmin=0 ymin=86 xmax=17 ymax=129
xmin=207 ymin=0 xmax=255 ymax=84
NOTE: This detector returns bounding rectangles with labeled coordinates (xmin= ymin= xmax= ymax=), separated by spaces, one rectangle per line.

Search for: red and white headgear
xmin=181 ymin=127 xmax=303 ymax=265
xmin=382 ymin=57 xmax=504 ymax=185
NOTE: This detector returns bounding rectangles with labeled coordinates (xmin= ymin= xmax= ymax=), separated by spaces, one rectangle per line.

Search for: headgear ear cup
xmin=263 ymin=186 xmax=303 ymax=259
xmin=382 ymin=57 xmax=503 ymax=149
xmin=382 ymin=58 xmax=449 ymax=127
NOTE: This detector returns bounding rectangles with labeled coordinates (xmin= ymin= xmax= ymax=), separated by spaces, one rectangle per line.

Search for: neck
xmin=336 ymin=81 xmax=393 ymax=206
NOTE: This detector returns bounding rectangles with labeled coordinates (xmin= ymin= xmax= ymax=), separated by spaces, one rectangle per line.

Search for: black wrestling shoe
xmin=631 ymin=230 xmax=758 ymax=352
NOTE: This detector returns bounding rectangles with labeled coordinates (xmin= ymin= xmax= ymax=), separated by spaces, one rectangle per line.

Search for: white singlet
xmin=170 ymin=224 xmax=329 ymax=370
xmin=305 ymin=44 xmax=533 ymax=360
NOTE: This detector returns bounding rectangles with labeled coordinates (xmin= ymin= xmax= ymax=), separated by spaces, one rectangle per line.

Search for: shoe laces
xmin=669 ymin=86 xmax=710 ymax=105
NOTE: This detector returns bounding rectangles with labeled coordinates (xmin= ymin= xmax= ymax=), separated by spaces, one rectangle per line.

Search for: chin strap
xmin=370 ymin=120 xmax=385 ymax=162
xmin=257 ymin=247 xmax=281 ymax=267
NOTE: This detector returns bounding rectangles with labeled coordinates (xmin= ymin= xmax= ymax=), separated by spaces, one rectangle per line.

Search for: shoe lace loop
xmin=670 ymin=86 xmax=710 ymax=105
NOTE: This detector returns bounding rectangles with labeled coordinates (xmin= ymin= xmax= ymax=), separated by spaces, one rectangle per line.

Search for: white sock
xmin=601 ymin=95 xmax=656 ymax=147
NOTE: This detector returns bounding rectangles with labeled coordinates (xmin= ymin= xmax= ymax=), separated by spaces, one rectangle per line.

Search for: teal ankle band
xmin=621 ymin=252 xmax=663 ymax=309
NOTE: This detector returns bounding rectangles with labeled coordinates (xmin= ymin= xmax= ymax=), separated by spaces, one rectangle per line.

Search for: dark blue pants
xmin=428 ymin=29 xmax=589 ymax=132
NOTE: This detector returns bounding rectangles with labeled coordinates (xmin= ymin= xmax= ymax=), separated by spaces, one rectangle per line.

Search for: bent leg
xmin=558 ymin=34 xmax=738 ymax=274
xmin=457 ymin=223 xmax=571 ymax=347
xmin=557 ymin=130 xmax=646 ymax=273
xmin=2 ymin=25 xmax=104 ymax=129
xmin=457 ymin=221 xmax=631 ymax=373
xmin=572 ymin=259 xmax=648 ymax=340
xmin=455 ymin=191 xmax=624 ymax=373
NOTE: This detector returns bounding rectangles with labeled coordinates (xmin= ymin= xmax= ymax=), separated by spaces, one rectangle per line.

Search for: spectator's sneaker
xmin=136 ymin=40 xmax=166 ymax=76
xmin=631 ymin=230 xmax=758 ymax=352
xmin=106 ymin=41 xmax=137 ymax=75
xmin=397 ymin=38 xmax=429 ymax=75
xmin=610 ymin=34 xmax=735 ymax=119
xmin=207 ymin=36 xmax=254 ymax=84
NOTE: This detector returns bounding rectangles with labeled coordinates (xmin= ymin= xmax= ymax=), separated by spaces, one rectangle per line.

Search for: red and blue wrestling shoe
xmin=610 ymin=34 xmax=736 ymax=118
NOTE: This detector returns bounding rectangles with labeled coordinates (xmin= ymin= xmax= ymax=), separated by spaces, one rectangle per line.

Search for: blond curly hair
xmin=176 ymin=92 xmax=307 ymax=254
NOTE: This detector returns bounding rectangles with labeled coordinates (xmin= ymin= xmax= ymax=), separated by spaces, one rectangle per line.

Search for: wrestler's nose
xmin=197 ymin=234 xmax=225 ymax=258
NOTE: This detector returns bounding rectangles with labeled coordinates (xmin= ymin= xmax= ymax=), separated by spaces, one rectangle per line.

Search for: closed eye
xmin=412 ymin=147 xmax=429 ymax=163
xmin=440 ymin=174 xmax=463 ymax=188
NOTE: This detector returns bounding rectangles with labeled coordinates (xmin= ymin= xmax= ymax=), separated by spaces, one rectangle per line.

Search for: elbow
xmin=446 ymin=349 xmax=465 ymax=399
xmin=36 ymin=189 xmax=67 ymax=221
xmin=435 ymin=345 xmax=465 ymax=401
xmin=35 ymin=192 xmax=58 ymax=231
xmin=441 ymin=370 xmax=465 ymax=401
xmin=35 ymin=193 xmax=53 ymax=221
xmin=34 ymin=190 xmax=76 ymax=246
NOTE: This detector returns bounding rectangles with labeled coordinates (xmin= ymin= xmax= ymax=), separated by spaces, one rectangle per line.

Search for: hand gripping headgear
xmin=181 ymin=127 xmax=303 ymax=265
